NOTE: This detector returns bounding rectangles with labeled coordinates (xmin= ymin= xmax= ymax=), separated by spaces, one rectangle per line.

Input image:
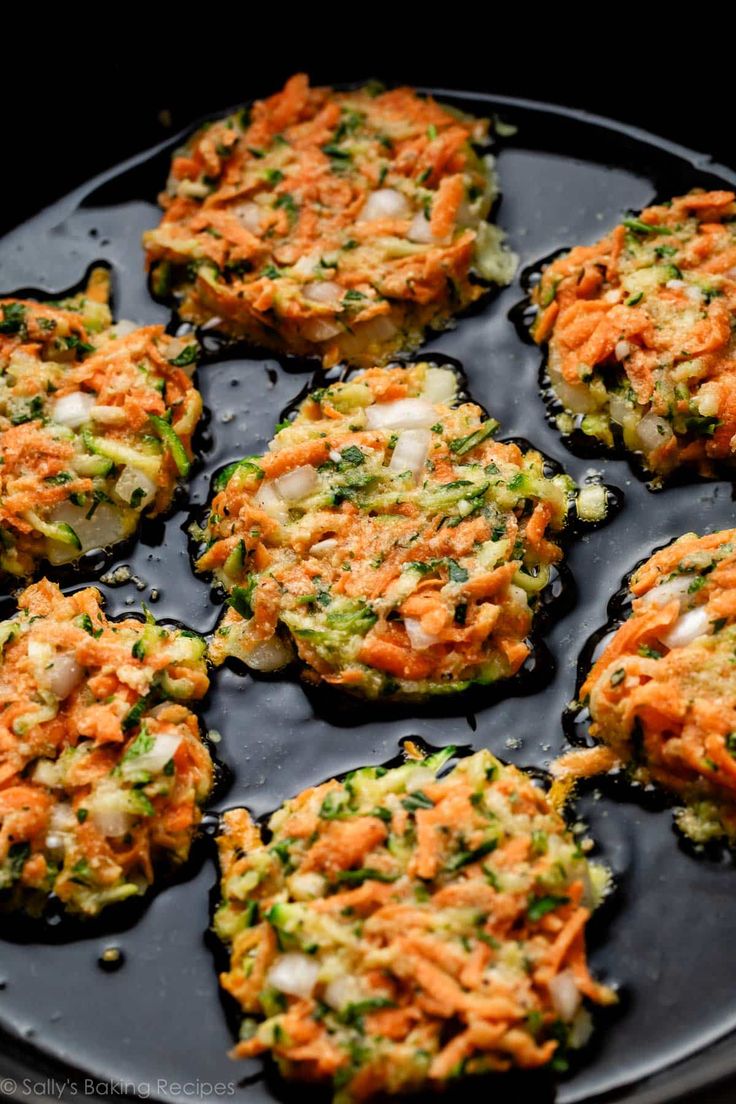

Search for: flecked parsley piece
xmin=0 ymin=579 xmax=212 ymax=916
xmin=144 ymin=73 xmax=516 ymax=368
xmin=214 ymin=745 xmax=614 ymax=1101
xmin=0 ymin=267 xmax=202 ymax=579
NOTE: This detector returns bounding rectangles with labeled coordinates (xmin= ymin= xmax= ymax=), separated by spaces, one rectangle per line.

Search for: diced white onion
xmin=177 ymin=180 xmax=210 ymax=199
xmin=323 ymin=976 xmax=364 ymax=1011
xmin=568 ymin=1008 xmax=594 ymax=1049
xmin=576 ymin=484 xmax=607 ymax=522
xmin=358 ymin=188 xmax=410 ymax=222
xmin=302 ymin=318 xmax=343 ymax=342
xmin=92 ymin=807 xmax=134 ymax=839
xmin=27 ymin=638 xmax=51 ymax=664
xmin=641 ymin=576 xmax=692 ymax=609
xmin=636 ymin=413 xmax=673 ymax=454
xmin=421 ymin=367 xmax=457 ymax=405
xmin=266 ymin=954 xmax=320 ymax=999
xmin=231 ymin=202 xmax=263 ymax=234
xmin=549 ymin=970 xmax=582 ymax=1021
xmin=125 ymin=730 xmax=182 ymax=775
xmin=686 ymin=285 xmax=703 ymax=302
xmin=614 ymin=341 xmax=631 ymax=361
xmin=659 ymin=606 xmax=712 ymax=650
xmin=275 ymin=464 xmax=318 ymax=501
xmin=163 ymin=338 xmax=197 ymax=376
xmin=91 ymin=405 xmax=127 ymax=426
xmin=291 ymin=251 xmax=322 ymax=278
xmin=115 ymin=467 xmax=157 ymax=509
xmin=609 ymin=394 xmax=632 ymax=426
xmin=45 ymin=804 xmax=75 ymax=849
xmin=698 ymin=386 xmax=720 ymax=417
xmin=146 ymin=703 xmax=176 ymax=720
xmin=666 ymin=279 xmax=686 ymax=290
xmin=553 ymin=377 xmax=599 ymax=415
xmin=508 ymin=584 xmax=530 ymax=610
xmin=49 ymin=803 xmax=77 ymax=833
xmin=303 ymin=281 xmax=343 ymax=306
xmin=47 ymin=502 xmax=127 ymax=564
xmin=404 ymin=617 xmax=440 ymax=650
xmin=243 ymin=635 xmax=293 ymax=672
xmin=33 ymin=759 xmax=61 ymax=787
xmin=353 ymin=316 xmax=397 ymax=343
xmin=255 ymin=481 xmax=287 ymax=521
xmin=366 ymin=398 xmax=436 ymax=431
xmin=42 ymin=654 xmax=83 ymax=700
xmin=310 ymin=538 xmax=338 ymax=557
xmin=88 ymin=787 xmax=136 ymax=839
xmin=405 ymin=767 xmax=436 ymax=793
xmin=455 ymin=198 xmax=478 ymax=228
xmin=289 ymin=872 xmax=327 ymax=900
xmin=201 ymin=316 xmax=223 ymax=331
xmin=52 ymin=391 xmax=95 ymax=428
xmin=407 ymin=212 xmax=436 ymax=244
xmin=110 ymin=320 xmax=138 ymax=339
xmin=388 ymin=428 xmax=431 ymax=483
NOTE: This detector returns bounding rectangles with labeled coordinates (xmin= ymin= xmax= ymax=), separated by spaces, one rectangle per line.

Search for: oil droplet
xmin=98 ymin=946 xmax=125 ymax=972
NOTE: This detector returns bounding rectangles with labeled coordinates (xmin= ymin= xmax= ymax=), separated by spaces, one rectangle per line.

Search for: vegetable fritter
xmin=196 ymin=363 xmax=606 ymax=699
xmin=215 ymin=745 xmax=614 ymax=1102
xmin=531 ymin=190 xmax=736 ymax=478
xmin=558 ymin=529 xmax=736 ymax=843
xmin=0 ymin=268 xmax=202 ymax=579
xmin=0 ymin=580 xmax=213 ymax=916
xmin=144 ymin=74 xmax=515 ymax=368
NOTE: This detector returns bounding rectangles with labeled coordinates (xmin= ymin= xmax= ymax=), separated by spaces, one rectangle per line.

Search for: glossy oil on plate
xmin=1 ymin=91 xmax=736 ymax=1104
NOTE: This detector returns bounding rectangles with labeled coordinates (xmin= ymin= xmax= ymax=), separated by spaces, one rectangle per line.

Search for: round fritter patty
xmin=195 ymin=362 xmax=606 ymax=699
xmin=144 ymin=74 xmax=515 ymax=368
xmin=0 ymin=579 xmax=213 ymax=916
xmin=0 ymin=268 xmax=202 ymax=579
xmin=215 ymin=745 xmax=614 ymax=1101
xmin=531 ymin=190 xmax=736 ymax=478
xmin=564 ymin=529 xmax=736 ymax=843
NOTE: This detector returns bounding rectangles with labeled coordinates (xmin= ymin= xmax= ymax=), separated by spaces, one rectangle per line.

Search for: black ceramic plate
xmin=2 ymin=91 xmax=736 ymax=1104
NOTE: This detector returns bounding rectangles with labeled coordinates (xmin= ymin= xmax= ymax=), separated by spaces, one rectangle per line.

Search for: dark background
xmin=2 ymin=28 xmax=733 ymax=237
xmin=3 ymin=23 xmax=736 ymax=1104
